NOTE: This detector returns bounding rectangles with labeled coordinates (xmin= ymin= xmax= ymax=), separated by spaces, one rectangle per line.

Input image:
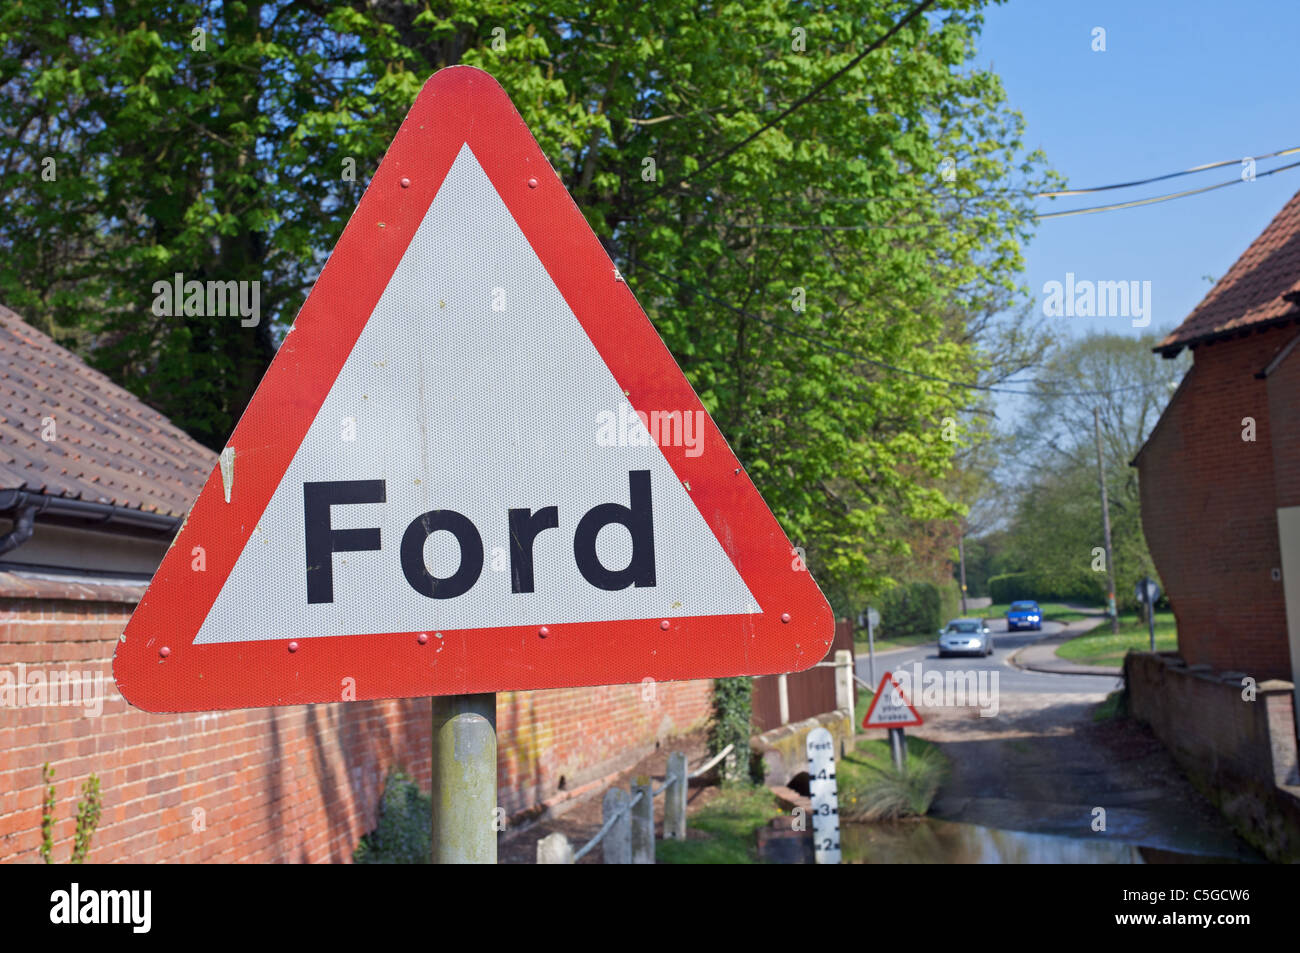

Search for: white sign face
xmin=806 ymin=727 xmax=842 ymax=865
xmin=195 ymin=146 xmax=757 ymax=644
xmin=867 ymin=607 xmax=881 ymax=629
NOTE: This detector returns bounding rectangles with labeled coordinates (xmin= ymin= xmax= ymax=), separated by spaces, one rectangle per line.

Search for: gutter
xmin=0 ymin=489 xmax=183 ymax=558
xmin=1155 ymin=303 xmax=1300 ymax=359
xmin=0 ymin=504 xmax=38 ymax=556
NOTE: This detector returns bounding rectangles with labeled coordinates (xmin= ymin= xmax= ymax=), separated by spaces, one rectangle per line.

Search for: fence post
xmin=663 ymin=752 xmax=687 ymax=841
xmin=630 ymin=777 xmax=654 ymax=864
xmin=536 ymin=831 xmax=574 ymax=864
xmin=835 ymin=650 xmax=854 ymax=756
xmin=602 ymin=787 xmax=631 ymax=864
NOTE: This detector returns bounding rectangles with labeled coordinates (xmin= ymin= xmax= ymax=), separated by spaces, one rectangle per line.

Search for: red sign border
xmin=861 ymin=671 xmax=924 ymax=729
xmin=113 ymin=66 xmax=834 ymax=712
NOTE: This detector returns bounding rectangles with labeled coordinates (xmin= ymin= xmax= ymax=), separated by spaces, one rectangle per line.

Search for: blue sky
xmin=975 ymin=0 xmax=1300 ymax=354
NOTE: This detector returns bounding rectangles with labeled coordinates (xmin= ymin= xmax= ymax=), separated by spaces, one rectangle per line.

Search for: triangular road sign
xmin=862 ymin=671 xmax=923 ymax=729
xmin=114 ymin=66 xmax=834 ymax=712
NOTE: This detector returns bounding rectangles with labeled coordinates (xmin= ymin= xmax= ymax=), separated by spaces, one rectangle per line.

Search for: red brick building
xmin=1128 ymin=189 xmax=1300 ymax=859
xmin=0 ymin=304 xmax=711 ymax=863
xmin=1135 ymin=188 xmax=1300 ymax=684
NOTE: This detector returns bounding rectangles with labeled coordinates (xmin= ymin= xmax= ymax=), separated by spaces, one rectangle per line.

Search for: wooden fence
xmin=751 ymin=617 xmax=855 ymax=732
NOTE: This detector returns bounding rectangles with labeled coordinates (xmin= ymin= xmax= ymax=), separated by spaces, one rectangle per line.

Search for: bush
xmin=938 ymin=578 xmax=963 ymax=626
xmin=354 ymin=769 xmax=431 ymax=864
xmin=877 ymin=581 xmax=942 ymax=640
xmin=987 ymin=571 xmax=1031 ymax=606
xmin=988 ymin=570 xmax=1105 ymax=606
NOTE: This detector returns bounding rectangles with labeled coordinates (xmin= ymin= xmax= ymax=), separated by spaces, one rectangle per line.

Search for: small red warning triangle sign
xmin=862 ymin=671 xmax=924 ymax=729
xmin=113 ymin=67 xmax=834 ymax=712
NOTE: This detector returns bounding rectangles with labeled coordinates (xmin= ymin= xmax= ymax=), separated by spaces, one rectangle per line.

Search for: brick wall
xmin=1267 ymin=340 xmax=1300 ymax=509
xmin=1137 ymin=326 xmax=1295 ymax=677
xmin=1125 ymin=652 xmax=1300 ymax=861
xmin=0 ymin=596 xmax=712 ymax=863
xmin=496 ymin=679 xmax=711 ymax=817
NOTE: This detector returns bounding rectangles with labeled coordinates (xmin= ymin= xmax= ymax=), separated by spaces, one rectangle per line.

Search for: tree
xmin=995 ymin=331 xmax=1189 ymax=608
xmin=0 ymin=0 xmax=1053 ymax=611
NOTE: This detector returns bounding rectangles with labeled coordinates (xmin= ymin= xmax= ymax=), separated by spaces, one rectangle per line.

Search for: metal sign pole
xmin=431 ymin=692 xmax=497 ymax=864
xmin=867 ymin=611 xmax=877 ymax=688
xmin=1146 ymin=581 xmax=1157 ymax=652
xmin=889 ymin=727 xmax=906 ymax=772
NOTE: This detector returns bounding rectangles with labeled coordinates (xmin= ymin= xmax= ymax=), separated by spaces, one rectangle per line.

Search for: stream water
xmin=841 ymin=819 xmax=1248 ymax=864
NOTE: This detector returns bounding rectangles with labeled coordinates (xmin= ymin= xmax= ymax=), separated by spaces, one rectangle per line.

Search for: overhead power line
xmin=709 ymin=144 xmax=1300 ymax=225
xmin=625 ymin=260 xmax=1150 ymax=399
xmin=628 ymin=0 xmax=938 ymax=210
xmin=1038 ymin=144 xmax=1300 ymax=197
xmin=1037 ymin=158 xmax=1300 ymax=219
xmin=732 ymin=156 xmax=1300 ymax=229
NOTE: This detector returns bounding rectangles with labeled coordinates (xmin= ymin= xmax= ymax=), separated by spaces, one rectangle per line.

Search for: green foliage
xmin=40 ymin=764 xmax=55 ymax=864
xmin=989 ymin=332 xmax=1189 ymax=614
xmin=839 ymin=737 xmax=947 ymax=821
xmin=937 ymin=577 xmax=963 ymax=626
xmin=71 ymin=775 xmax=102 ymax=865
xmin=988 ymin=569 xmax=1104 ymax=606
xmin=1056 ymin=611 xmax=1177 ymax=667
xmin=1093 ymin=688 xmax=1128 ymax=722
xmin=708 ymin=677 xmax=755 ymax=783
xmin=877 ymin=580 xmax=943 ymax=639
xmin=40 ymin=767 xmax=102 ymax=864
xmin=353 ymin=769 xmax=432 ymax=865
xmin=0 ymin=1 xmax=1053 ymax=607
xmin=986 ymin=602 xmax=1095 ymax=622
xmin=955 ymin=533 xmax=1000 ymax=597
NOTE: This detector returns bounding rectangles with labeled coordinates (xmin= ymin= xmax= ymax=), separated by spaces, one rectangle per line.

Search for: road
xmin=851 ymin=615 xmax=1258 ymax=861
xmin=854 ymin=617 xmax=1121 ymax=694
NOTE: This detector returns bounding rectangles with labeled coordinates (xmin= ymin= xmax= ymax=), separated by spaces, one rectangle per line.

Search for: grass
xmin=1056 ymin=611 xmax=1177 ymax=666
xmin=853 ymin=631 xmax=936 ymax=654
xmin=657 ymin=784 xmax=784 ymax=864
xmin=837 ymin=735 xmax=948 ymax=821
xmin=1093 ymin=688 xmax=1127 ymax=721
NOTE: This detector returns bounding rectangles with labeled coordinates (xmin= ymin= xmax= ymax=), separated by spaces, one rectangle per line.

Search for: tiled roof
xmin=1157 ymin=187 xmax=1300 ymax=355
xmin=0 ymin=303 xmax=217 ymax=518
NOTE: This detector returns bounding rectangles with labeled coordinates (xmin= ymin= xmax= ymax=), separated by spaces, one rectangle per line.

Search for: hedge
xmin=988 ymin=570 xmax=1105 ymax=606
xmin=877 ymin=581 xmax=943 ymax=640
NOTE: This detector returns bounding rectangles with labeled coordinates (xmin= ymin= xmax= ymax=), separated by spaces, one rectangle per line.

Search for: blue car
xmin=1006 ymin=600 xmax=1042 ymax=631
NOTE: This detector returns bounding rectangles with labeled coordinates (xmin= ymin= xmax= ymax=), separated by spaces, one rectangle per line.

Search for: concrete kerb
xmin=1008 ymin=614 xmax=1120 ymax=677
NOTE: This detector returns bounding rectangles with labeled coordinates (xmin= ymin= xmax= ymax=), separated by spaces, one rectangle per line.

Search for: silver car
xmin=938 ymin=618 xmax=994 ymax=658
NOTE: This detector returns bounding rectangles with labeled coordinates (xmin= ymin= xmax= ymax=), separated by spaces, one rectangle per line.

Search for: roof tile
xmin=0 ymin=304 xmax=216 ymax=517
xmin=1158 ymin=187 xmax=1300 ymax=353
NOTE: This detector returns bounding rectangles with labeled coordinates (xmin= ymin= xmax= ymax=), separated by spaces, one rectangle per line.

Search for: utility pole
xmin=1094 ymin=408 xmax=1120 ymax=635
xmin=958 ymin=526 xmax=969 ymax=615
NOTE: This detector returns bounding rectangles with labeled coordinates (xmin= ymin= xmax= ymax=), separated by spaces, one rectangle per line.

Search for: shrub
xmin=938 ymin=578 xmax=963 ymax=626
xmin=988 ymin=570 xmax=1105 ymax=606
xmin=877 ymin=581 xmax=942 ymax=639
xmin=354 ymin=769 xmax=431 ymax=864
